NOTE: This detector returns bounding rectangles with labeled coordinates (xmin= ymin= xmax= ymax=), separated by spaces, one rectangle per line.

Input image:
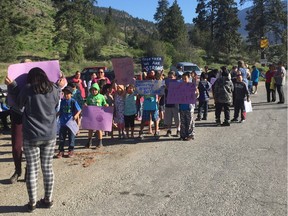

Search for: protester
xmin=5 ymin=67 xmax=65 ymax=212
xmin=251 ymin=65 xmax=260 ymax=94
xmin=0 ymin=97 xmax=10 ymax=131
xmin=8 ymin=58 xmax=32 ymax=184
xmin=212 ymin=69 xmax=234 ymax=126
xmin=56 ymin=86 xmax=81 ymax=158
xmin=93 ymin=68 xmax=111 ymax=85
xmin=231 ymin=74 xmax=250 ymax=123
xmin=179 ymin=72 xmax=198 ymax=140
xmin=196 ymin=72 xmax=211 ymax=121
xmin=164 ymin=71 xmax=180 ymax=137
xmin=124 ymin=84 xmax=137 ymax=138
xmin=274 ymin=61 xmax=286 ymax=104
xmin=102 ymin=84 xmax=115 ymax=138
xmin=237 ymin=60 xmax=249 ymax=86
xmin=265 ymin=64 xmax=276 ymax=102
xmin=72 ymin=71 xmax=86 ymax=98
xmin=86 ymin=72 xmax=97 ymax=96
xmin=114 ymin=84 xmax=126 ymax=139
xmin=85 ymin=83 xmax=108 ymax=148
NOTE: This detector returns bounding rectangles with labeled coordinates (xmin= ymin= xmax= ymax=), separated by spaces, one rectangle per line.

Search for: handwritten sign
xmin=7 ymin=60 xmax=61 ymax=106
xmin=210 ymin=77 xmax=217 ymax=85
xmin=135 ymin=80 xmax=165 ymax=95
xmin=66 ymin=117 xmax=79 ymax=136
xmin=81 ymin=106 xmax=114 ymax=131
xmin=141 ymin=56 xmax=163 ymax=72
xmin=167 ymin=82 xmax=196 ymax=104
xmin=112 ymin=57 xmax=135 ymax=85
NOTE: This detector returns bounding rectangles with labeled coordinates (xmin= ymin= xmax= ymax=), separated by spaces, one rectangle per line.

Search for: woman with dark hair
xmin=5 ymin=67 xmax=65 ymax=212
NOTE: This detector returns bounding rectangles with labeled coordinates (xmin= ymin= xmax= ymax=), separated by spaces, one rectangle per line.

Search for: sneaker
xmin=37 ymin=198 xmax=54 ymax=209
xmin=221 ymin=121 xmax=230 ymax=126
xmin=166 ymin=130 xmax=172 ymax=137
xmin=176 ymin=130 xmax=180 ymax=137
xmin=216 ymin=119 xmax=221 ymax=126
xmin=201 ymin=117 xmax=207 ymax=120
xmin=26 ymin=202 xmax=36 ymax=213
xmin=195 ymin=117 xmax=201 ymax=121
xmin=239 ymin=119 xmax=246 ymax=123
xmin=56 ymin=151 xmax=64 ymax=159
xmin=187 ymin=134 xmax=195 ymax=140
xmin=9 ymin=172 xmax=21 ymax=184
xmin=231 ymin=118 xmax=238 ymax=123
xmin=67 ymin=151 xmax=74 ymax=158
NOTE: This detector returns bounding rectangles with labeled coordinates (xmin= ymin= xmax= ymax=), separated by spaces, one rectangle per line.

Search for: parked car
xmin=176 ymin=62 xmax=202 ymax=77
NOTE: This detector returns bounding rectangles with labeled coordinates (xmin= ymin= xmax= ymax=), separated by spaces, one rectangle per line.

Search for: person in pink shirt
xmin=93 ymin=68 xmax=111 ymax=85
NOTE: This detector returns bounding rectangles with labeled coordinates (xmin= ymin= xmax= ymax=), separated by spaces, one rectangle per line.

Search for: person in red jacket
xmin=72 ymin=71 xmax=86 ymax=98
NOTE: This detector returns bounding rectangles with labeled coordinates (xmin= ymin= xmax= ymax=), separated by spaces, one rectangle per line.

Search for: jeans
xmin=58 ymin=126 xmax=75 ymax=151
xmin=276 ymin=84 xmax=285 ymax=103
xmin=197 ymin=100 xmax=208 ymax=119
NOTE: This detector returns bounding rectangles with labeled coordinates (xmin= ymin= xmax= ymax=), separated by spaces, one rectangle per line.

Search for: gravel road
xmin=0 ymin=82 xmax=287 ymax=216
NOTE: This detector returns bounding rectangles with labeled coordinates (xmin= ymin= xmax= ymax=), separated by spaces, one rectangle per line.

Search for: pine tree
xmin=154 ymin=0 xmax=169 ymax=23
xmin=213 ymin=0 xmax=241 ymax=53
xmin=160 ymin=0 xmax=188 ymax=47
xmin=193 ymin=0 xmax=208 ymax=31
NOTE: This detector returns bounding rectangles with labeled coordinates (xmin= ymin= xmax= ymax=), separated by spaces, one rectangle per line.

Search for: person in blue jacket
xmin=251 ymin=65 xmax=260 ymax=94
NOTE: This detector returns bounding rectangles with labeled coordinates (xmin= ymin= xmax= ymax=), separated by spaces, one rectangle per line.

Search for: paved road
xmin=0 ymin=82 xmax=287 ymax=216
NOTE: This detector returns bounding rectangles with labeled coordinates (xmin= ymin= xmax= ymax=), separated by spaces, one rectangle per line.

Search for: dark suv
xmin=81 ymin=67 xmax=115 ymax=84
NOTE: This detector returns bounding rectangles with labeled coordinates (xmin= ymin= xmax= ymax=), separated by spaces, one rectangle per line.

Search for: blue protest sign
xmin=135 ymin=80 xmax=165 ymax=95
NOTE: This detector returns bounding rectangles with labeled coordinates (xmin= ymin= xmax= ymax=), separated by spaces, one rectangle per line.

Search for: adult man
xmin=212 ymin=70 xmax=234 ymax=126
xmin=274 ymin=61 xmax=286 ymax=104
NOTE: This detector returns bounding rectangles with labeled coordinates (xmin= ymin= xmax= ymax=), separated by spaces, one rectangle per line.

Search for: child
xmin=124 ymin=84 xmax=137 ymax=138
xmin=179 ymin=72 xmax=198 ymax=140
xmin=57 ymin=86 xmax=81 ymax=158
xmin=114 ymin=84 xmax=126 ymax=138
xmin=85 ymin=83 xmax=108 ymax=148
xmin=231 ymin=74 xmax=250 ymax=123
xmin=102 ymin=84 xmax=114 ymax=138
xmin=164 ymin=71 xmax=180 ymax=137
xmin=196 ymin=73 xmax=211 ymax=121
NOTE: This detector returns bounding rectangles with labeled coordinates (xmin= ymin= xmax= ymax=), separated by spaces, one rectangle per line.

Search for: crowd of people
xmin=1 ymin=59 xmax=286 ymax=212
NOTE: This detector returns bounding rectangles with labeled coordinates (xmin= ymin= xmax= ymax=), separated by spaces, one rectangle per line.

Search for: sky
xmin=97 ymin=0 xmax=253 ymax=23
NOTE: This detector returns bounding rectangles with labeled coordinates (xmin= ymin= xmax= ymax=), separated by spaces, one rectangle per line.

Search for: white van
xmin=176 ymin=62 xmax=202 ymax=76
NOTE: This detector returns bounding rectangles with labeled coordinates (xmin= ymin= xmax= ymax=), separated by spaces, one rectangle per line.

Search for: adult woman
xmin=265 ymin=64 xmax=276 ymax=102
xmin=5 ymin=67 xmax=64 ymax=212
xmin=72 ymin=71 xmax=86 ymax=98
xmin=93 ymin=68 xmax=111 ymax=84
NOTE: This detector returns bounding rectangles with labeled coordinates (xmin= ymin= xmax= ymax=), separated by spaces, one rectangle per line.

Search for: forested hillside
xmin=0 ymin=0 xmax=286 ymax=80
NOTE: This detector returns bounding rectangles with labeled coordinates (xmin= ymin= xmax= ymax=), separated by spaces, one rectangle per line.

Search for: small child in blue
xmin=57 ymin=86 xmax=81 ymax=158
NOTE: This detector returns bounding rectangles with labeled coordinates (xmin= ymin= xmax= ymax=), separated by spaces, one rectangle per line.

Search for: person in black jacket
xmin=231 ymin=74 xmax=250 ymax=123
xmin=212 ymin=68 xmax=234 ymax=126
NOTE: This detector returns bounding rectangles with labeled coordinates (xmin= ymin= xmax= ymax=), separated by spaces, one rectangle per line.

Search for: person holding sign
xmin=179 ymin=72 xmax=199 ymax=141
xmin=85 ymin=83 xmax=108 ymax=148
xmin=56 ymin=86 xmax=81 ymax=158
xmin=5 ymin=67 xmax=66 ymax=212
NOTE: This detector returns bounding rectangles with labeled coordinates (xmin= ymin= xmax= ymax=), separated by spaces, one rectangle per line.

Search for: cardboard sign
xmin=135 ymin=80 xmax=165 ymax=95
xmin=112 ymin=57 xmax=135 ymax=85
xmin=167 ymin=82 xmax=196 ymax=104
xmin=141 ymin=56 xmax=163 ymax=72
xmin=7 ymin=60 xmax=61 ymax=106
xmin=81 ymin=106 xmax=114 ymax=131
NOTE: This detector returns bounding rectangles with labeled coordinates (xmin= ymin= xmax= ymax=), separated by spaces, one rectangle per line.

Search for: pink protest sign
xmin=7 ymin=60 xmax=61 ymax=106
xmin=167 ymin=82 xmax=197 ymax=104
xmin=81 ymin=106 xmax=114 ymax=131
xmin=112 ymin=57 xmax=135 ymax=85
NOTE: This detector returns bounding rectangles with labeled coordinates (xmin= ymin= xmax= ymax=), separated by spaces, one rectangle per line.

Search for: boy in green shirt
xmin=85 ymin=83 xmax=108 ymax=148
